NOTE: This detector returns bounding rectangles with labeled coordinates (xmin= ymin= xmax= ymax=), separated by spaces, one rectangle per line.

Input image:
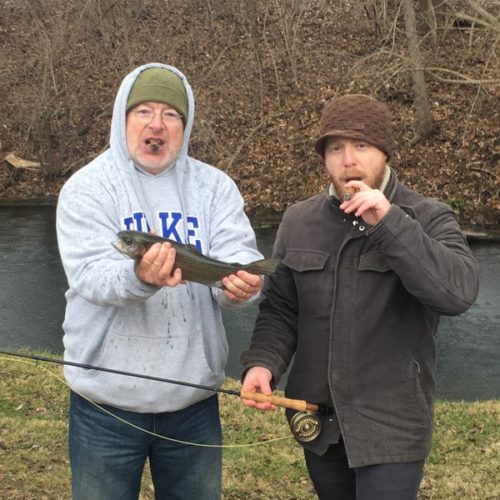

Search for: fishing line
xmin=0 ymin=353 xmax=293 ymax=448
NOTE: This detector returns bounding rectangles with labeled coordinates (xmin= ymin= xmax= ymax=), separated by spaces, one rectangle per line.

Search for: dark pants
xmin=304 ymin=438 xmax=424 ymax=500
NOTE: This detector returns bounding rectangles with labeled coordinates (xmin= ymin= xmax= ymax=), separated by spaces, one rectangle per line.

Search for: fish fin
xmin=247 ymin=257 xmax=281 ymax=275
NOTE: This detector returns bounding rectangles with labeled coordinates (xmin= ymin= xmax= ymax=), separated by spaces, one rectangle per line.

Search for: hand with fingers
xmin=340 ymin=180 xmax=391 ymax=226
xmin=135 ymin=242 xmax=183 ymax=287
xmin=222 ymin=270 xmax=264 ymax=303
xmin=241 ymin=366 xmax=275 ymax=411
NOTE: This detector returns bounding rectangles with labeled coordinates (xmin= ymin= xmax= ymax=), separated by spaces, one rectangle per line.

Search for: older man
xmin=57 ymin=63 xmax=264 ymax=500
xmin=240 ymin=94 xmax=479 ymax=500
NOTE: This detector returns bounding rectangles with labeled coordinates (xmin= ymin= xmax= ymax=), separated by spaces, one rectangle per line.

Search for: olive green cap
xmin=126 ymin=68 xmax=188 ymax=122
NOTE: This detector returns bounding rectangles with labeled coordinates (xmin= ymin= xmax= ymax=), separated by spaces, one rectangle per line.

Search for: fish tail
xmin=247 ymin=258 xmax=280 ymax=275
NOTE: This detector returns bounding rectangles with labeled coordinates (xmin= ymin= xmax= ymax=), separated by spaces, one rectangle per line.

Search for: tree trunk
xmin=417 ymin=0 xmax=438 ymax=45
xmin=402 ymin=0 xmax=434 ymax=141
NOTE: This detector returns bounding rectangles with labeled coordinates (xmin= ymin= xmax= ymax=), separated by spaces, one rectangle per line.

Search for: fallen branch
xmin=4 ymin=153 xmax=41 ymax=170
xmin=464 ymin=0 xmax=500 ymax=30
xmin=424 ymin=67 xmax=500 ymax=85
xmin=469 ymin=165 xmax=499 ymax=180
xmin=454 ymin=11 xmax=500 ymax=34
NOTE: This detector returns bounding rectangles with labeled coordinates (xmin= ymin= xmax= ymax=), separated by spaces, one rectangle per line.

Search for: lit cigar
xmin=343 ymin=188 xmax=356 ymax=201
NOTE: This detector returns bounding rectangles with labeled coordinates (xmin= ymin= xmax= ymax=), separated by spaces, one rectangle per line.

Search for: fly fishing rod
xmin=0 ymin=350 xmax=325 ymax=418
xmin=0 ymin=350 xmax=326 ymax=442
xmin=0 ymin=349 xmax=326 ymax=441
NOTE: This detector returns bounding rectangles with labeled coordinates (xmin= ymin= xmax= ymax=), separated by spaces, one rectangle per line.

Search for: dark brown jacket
xmin=241 ymin=170 xmax=479 ymax=468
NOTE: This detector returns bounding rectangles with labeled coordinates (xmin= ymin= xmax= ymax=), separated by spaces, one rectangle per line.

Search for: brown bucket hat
xmin=315 ymin=94 xmax=393 ymax=159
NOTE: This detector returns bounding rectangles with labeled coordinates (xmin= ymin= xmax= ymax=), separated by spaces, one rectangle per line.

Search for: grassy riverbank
xmin=0 ymin=352 xmax=498 ymax=499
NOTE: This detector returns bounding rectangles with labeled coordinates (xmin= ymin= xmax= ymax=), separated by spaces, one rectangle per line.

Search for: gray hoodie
xmin=56 ymin=63 xmax=263 ymax=412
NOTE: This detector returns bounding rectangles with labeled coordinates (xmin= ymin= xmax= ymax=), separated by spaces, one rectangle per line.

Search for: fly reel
xmin=290 ymin=411 xmax=321 ymax=442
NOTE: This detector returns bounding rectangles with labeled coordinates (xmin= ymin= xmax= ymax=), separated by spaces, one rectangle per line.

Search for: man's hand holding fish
xmin=221 ymin=270 xmax=264 ymax=303
xmin=135 ymin=240 xmax=183 ymax=287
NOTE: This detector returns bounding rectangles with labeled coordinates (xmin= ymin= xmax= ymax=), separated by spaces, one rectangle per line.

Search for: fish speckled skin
xmin=113 ymin=230 xmax=280 ymax=288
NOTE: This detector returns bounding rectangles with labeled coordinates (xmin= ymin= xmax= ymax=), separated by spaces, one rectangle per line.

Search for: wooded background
xmin=1 ymin=0 xmax=499 ymax=229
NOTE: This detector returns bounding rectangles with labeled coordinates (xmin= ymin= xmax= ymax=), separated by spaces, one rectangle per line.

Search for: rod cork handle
xmin=240 ymin=391 xmax=319 ymax=413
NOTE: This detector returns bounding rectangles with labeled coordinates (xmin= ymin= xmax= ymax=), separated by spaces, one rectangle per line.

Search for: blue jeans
xmin=69 ymin=391 xmax=222 ymax=500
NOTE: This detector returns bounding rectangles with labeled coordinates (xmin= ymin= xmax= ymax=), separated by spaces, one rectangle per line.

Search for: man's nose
xmin=343 ymin=144 xmax=356 ymax=165
xmin=149 ymin=112 xmax=165 ymax=128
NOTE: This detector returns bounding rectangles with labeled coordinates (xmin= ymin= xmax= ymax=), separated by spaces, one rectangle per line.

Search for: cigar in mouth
xmin=146 ymin=139 xmax=162 ymax=152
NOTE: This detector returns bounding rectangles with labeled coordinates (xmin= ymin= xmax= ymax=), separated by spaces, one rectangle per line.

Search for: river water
xmin=1 ymin=205 xmax=498 ymax=400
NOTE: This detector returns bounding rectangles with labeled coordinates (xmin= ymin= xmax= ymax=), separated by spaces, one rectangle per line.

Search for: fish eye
xmin=124 ymin=237 xmax=133 ymax=245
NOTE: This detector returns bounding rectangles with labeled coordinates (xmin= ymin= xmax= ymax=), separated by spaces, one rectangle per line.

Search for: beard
xmin=332 ymin=164 xmax=387 ymax=198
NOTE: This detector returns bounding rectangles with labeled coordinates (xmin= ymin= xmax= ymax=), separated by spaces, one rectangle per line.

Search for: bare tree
xmin=417 ymin=0 xmax=438 ymax=45
xmin=402 ymin=0 xmax=434 ymax=141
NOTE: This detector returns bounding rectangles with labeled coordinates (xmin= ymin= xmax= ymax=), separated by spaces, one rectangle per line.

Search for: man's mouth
xmin=145 ymin=138 xmax=164 ymax=153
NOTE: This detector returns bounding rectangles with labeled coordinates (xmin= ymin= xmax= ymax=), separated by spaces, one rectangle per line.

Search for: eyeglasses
xmin=132 ymin=108 xmax=183 ymax=124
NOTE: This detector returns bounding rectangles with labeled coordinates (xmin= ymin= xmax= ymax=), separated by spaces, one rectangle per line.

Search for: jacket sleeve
xmin=56 ymin=172 xmax=159 ymax=307
xmin=367 ymin=202 xmax=479 ymax=315
xmin=240 ymin=216 xmax=297 ymax=383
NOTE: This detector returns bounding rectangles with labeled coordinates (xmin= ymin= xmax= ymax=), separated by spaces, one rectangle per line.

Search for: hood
xmin=109 ymin=62 xmax=195 ymax=173
xmin=107 ymin=63 xmax=196 ymax=233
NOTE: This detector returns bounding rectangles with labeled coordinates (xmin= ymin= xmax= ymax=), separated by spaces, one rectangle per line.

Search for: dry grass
xmin=0 ymin=354 xmax=498 ymax=499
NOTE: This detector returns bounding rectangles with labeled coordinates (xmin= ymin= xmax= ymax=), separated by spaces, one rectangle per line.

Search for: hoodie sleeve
xmin=203 ymin=171 xmax=264 ymax=308
xmin=56 ymin=167 xmax=160 ymax=307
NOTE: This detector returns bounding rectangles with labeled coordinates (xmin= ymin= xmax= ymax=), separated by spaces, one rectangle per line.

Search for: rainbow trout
xmin=113 ymin=230 xmax=279 ymax=288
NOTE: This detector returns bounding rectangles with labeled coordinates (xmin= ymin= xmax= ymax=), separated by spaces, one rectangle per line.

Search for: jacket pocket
xmin=407 ymin=358 xmax=433 ymax=420
xmin=357 ymin=251 xmax=391 ymax=272
xmin=283 ymin=249 xmax=330 ymax=272
xmin=282 ymin=249 xmax=332 ymax=313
